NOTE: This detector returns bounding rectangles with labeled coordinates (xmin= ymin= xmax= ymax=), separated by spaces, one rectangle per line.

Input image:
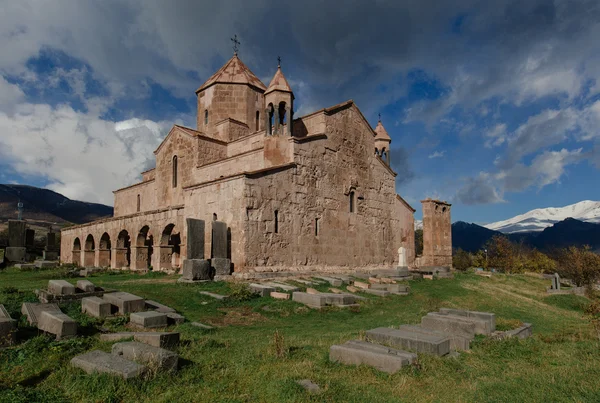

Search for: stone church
xmin=60 ymin=51 xmax=451 ymax=275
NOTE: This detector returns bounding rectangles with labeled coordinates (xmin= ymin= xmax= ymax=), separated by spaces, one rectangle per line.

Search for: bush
xmin=556 ymin=246 xmax=600 ymax=287
xmin=228 ymin=282 xmax=256 ymax=302
xmin=453 ymin=248 xmax=472 ymax=271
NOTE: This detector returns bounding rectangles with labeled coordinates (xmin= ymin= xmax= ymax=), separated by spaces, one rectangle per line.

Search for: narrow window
xmin=274 ymin=210 xmax=279 ymax=233
xmin=349 ymin=191 xmax=355 ymax=213
xmin=213 ymin=213 xmax=218 ymax=221
xmin=315 ymin=217 xmax=320 ymax=236
xmin=255 ymin=111 xmax=260 ymax=131
xmin=204 ymin=109 xmax=209 ymax=125
xmin=137 ymin=194 xmax=140 ymax=212
xmin=172 ymin=156 xmax=178 ymax=188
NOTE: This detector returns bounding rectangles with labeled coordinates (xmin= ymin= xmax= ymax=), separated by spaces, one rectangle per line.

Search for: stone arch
xmin=132 ymin=225 xmax=153 ymax=271
xmin=158 ymin=224 xmax=180 ymax=271
xmin=278 ymin=101 xmax=287 ymax=125
xmin=113 ymin=230 xmax=131 ymax=269
xmin=72 ymin=237 xmax=81 ymax=266
xmin=97 ymin=232 xmax=111 ymax=267
xmin=83 ymin=234 xmax=95 ymax=267
xmin=73 ymin=237 xmax=81 ymax=251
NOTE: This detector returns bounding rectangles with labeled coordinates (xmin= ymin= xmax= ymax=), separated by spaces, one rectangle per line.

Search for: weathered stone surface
xmin=21 ymin=302 xmax=61 ymax=325
xmin=292 ymin=292 xmax=357 ymax=308
xmin=35 ymin=260 xmax=57 ymax=269
xmin=249 ymin=283 xmax=275 ymax=297
xmin=14 ymin=263 xmax=36 ymax=270
xmin=399 ymin=325 xmax=471 ymax=351
xmin=103 ymin=292 xmax=145 ymax=314
xmin=112 ymin=341 xmax=178 ymax=372
xmin=186 ymin=218 xmax=205 ymax=259
xmin=314 ymin=276 xmax=343 ymax=286
xmin=182 ymin=259 xmax=211 ymax=281
xmin=296 ymin=379 xmax=321 ymax=394
xmin=270 ymin=291 xmax=290 ymax=300
xmin=211 ymin=257 xmax=231 ymax=276
xmin=211 ymin=221 xmax=228 ymax=259
xmin=166 ymin=312 xmax=185 ymax=324
xmin=346 ymin=285 xmax=359 ymax=293
xmin=42 ymin=251 xmax=59 ymax=261
xmin=370 ymin=283 xmax=409 ymax=293
xmin=363 ymin=289 xmax=390 ymax=297
xmin=99 ymin=332 xmax=136 ymax=342
xmin=329 ymin=288 xmax=343 ymax=294
xmin=492 ymin=323 xmax=533 ymax=340
xmin=145 ymin=300 xmax=176 ymax=313
xmin=135 ymin=332 xmax=180 ymax=348
xmin=38 ymin=310 xmax=77 ymax=339
xmin=438 ymin=308 xmax=496 ymax=332
xmin=263 ymin=282 xmax=299 ymax=292
xmin=77 ymin=280 xmax=96 ymax=293
xmin=421 ymin=313 xmax=477 ymax=339
xmin=71 ymin=350 xmax=146 ymax=379
xmin=419 ymin=199 xmax=452 ymax=268
xmin=199 ymin=291 xmax=228 ymax=300
xmin=8 ymin=220 xmax=26 ymax=247
xmin=5 ymin=247 xmax=26 ymax=262
xmin=130 ymin=311 xmax=168 ymax=329
xmin=48 ymin=280 xmax=75 ymax=296
xmin=330 ymin=340 xmax=417 ymax=374
xmin=82 ymin=296 xmax=112 ymax=318
xmin=353 ymin=281 xmax=370 ymax=289
xmin=366 ymin=327 xmax=450 ymax=356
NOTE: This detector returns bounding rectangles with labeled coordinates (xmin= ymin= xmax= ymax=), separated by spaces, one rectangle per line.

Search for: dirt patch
xmin=209 ymin=306 xmax=267 ymax=327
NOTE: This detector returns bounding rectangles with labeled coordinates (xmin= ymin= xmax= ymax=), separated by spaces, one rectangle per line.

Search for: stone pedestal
xmin=95 ymin=248 xmax=110 ymax=267
xmin=111 ymin=247 xmax=129 ymax=269
xmin=83 ymin=249 xmax=95 ymax=267
xmin=5 ymin=247 xmax=26 ymax=262
xmin=157 ymin=245 xmax=173 ymax=272
xmin=211 ymin=257 xmax=231 ymax=276
xmin=181 ymin=259 xmax=211 ymax=281
xmin=131 ymin=246 xmax=149 ymax=271
xmin=43 ymin=250 xmax=59 ymax=261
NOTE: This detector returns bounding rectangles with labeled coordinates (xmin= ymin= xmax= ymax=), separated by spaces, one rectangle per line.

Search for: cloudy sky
xmin=1 ymin=0 xmax=599 ymax=224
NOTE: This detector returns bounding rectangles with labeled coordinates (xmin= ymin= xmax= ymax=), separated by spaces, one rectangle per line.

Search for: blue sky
xmin=0 ymin=0 xmax=599 ymax=225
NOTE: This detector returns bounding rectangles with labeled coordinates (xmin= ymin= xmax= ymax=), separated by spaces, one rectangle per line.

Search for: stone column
xmin=131 ymin=246 xmax=149 ymax=271
xmin=274 ymin=109 xmax=280 ymax=135
xmin=286 ymin=107 xmax=292 ymax=135
xmin=96 ymin=248 xmax=110 ymax=267
xmin=157 ymin=245 xmax=173 ymax=272
xmin=111 ymin=247 xmax=129 ymax=269
xmin=83 ymin=249 xmax=95 ymax=267
xmin=265 ymin=109 xmax=271 ymax=135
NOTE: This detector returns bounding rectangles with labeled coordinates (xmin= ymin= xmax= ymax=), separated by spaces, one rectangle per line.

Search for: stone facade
xmin=419 ymin=199 xmax=452 ymax=268
xmin=61 ymin=53 xmax=419 ymax=274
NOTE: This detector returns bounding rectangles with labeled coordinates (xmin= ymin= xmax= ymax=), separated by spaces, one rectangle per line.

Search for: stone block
xmin=42 ymin=251 xmax=59 ymax=261
xmin=211 ymin=257 xmax=231 ymax=276
xmin=199 ymin=291 xmax=228 ymax=300
xmin=306 ymin=288 xmax=320 ymax=294
xmin=292 ymin=292 xmax=357 ymax=308
xmin=134 ymin=332 xmax=180 ymax=348
xmin=48 ymin=280 xmax=76 ymax=295
xmin=38 ymin=310 xmax=77 ymax=339
xmin=71 ymin=350 xmax=146 ymax=379
xmin=366 ymin=327 xmax=450 ymax=356
xmin=263 ymin=282 xmax=299 ymax=292
xmin=21 ymin=302 xmax=61 ymax=325
xmin=427 ymin=312 xmax=493 ymax=335
xmin=186 ymin=218 xmax=205 ymax=259
xmin=77 ymin=280 xmax=96 ymax=293
xmin=211 ymin=221 xmax=228 ymax=259
xmin=363 ymin=289 xmax=390 ymax=297
xmin=329 ymin=288 xmax=343 ymax=294
xmin=369 ymin=277 xmax=381 ymax=284
xmin=314 ymin=276 xmax=343 ymax=286
xmin=14 ymin=263 xmax=36 ymax=270
xmin=330 ymin=340 xmax=417 ymax=374
xmin=99 ymin=332 xmax=136 ymax=343
xmin=8 ymin=220 xmax=26 ymax=247
xmin=270 ymin=292 xmax=290 ymax=300
xmin=130 ymin=311 xmax=168 ymax=329
xmin=0 ymin=304 xmax=10 ymax=319
xmin=353 ymin=281 xmax=370 ymax=289
xmin=82 ymin=297 xmax=112 ymax=318
xmin=492 ymin=323 xmax=532 ymax=340
xmin=249 ymin=283 xmax=275 ymax=297
xmin=399 ymin=325 xmax=471 ymax=351
xmin=182 ymin=259 xmax=211 ymax=281
xmin=35 ymin=260 xmax=57 ymax=269
xmin=438 ymin=308 xmax=496 ymax=332
xmin=103 ymin=292 xmax=145 ymax=315
xmin=112 ymin=341 xmax=178 ymax=372
xmin=145 ymin=300 xmax=176 ymax=313
xmin=166 ymin=312 xmax=185 ymax=325
xmin=5 ymin=247 xmax=26 ymax=262
xmin=346 ymin=285 xmax=359 ymax=293
xmin=0 ymin=318 xmax=17 ymax=347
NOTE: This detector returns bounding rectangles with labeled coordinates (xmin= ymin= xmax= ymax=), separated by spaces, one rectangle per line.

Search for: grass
xmin=1 ymin=267 xmax=600 ymax=402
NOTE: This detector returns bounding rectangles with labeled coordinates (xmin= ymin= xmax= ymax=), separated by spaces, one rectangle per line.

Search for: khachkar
xmin=420 ymin=198 xmax=452 ymax=269
xmin=6 ymin=220 xmax=27 ymax=263
xmin=43 ymin=231 xmax=59 ymax=261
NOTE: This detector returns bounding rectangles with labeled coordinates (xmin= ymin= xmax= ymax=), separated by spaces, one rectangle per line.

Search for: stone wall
xmin=420 ymin=199 xmax=452 ymax=268
xmin=113 ymin=180 xmax=157 ymax=217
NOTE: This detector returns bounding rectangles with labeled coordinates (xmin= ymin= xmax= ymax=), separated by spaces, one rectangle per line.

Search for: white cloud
xmin=428 ymin=150 xmax=445 ymax=159
xmin=484 ymin=123 xmax=507 ymax=148
xmin=455 ymin=172 xmax=504 ymax=205
xmin=0 ymin=77 xmax=25 ymax=111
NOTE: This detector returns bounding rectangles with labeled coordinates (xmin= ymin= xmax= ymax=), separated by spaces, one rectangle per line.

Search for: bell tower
xmin=264 ymin=57 xmax=294 ymax=136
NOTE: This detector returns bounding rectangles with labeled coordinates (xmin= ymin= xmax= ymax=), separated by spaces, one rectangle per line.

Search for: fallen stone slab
xmin=35 ymin=260 xmax=57 ymax=269
xmin=134 ymin=332 xmax=180 ymax=348
xmin=271 ymin=292 xmax=290 ymax=300
xmin=296 ymin=379 xmax=321 ymax=395
xmin=145 ymin=300 xmax=176 ymax=313
xmin=166 ymin=312 xmax=185 ymax=325
xmin=306 ymin=288 xmax=320 ymax=294
xmin=21 ymin=302 xmax=61 ymax=325
xmin=191 ymin=322 xmax=213 ymax=330
xmin=363 ymin=289 xmax=390 ymax=297
xmin=330 ymin=340 xmax=417 ymax=374
xmin=368 ymin=277 xmax=381 ymax=284
xmin=292 ymin=292 xmax=358 ymax=308
xmin=14 ymin=263 xmax=36 ymax=270
xmin=346 ymin=285 xmax=359 ymax=293
xmin=248 ymin=283 xmax=275 ymax=297
xmin=263 ymin=282 xmax=300 ymax=292
xmin=421 ymin=313 xmax=477 ymax=339
xmin=314 ymin=276 xmax=343 ymax=286
xmin=366 ymin=327 xmax=450 ymax=356
xmin=38 ymin=310 xmax=77 ymax=339
xmin=438 ymin=308 xmax=496 ymax=332
xmin=353 ymin=281 xmax=370 ymax=290
xmin=48 ymin=280 xmax=75 ymax=296
xmin=0 ymin=304 xmax=10 ymax=319
xmin=293 ymin=279 xmax=318 ymax=285
xmin=329 ymin=288 xmax=343 ymax=294
xmin=330 ymin=275 xmax=352 ymax=283
xmin=399 ymin=325 xmax=471 ymax=351
xmin=423 ymin=275 xmax=434 ymax=280
xmin=130 ymin=311 xmax=168 ymax=329
xmin=71 ymin=350 xmax=146 ymax=379
xmin=112 ymin=341 xmax=178 ymax=372
xmin=76 ymin=280 xmax=96 ymax=293
xmin=198 ymin=291 xmax=228 ymax=300
xmin=103 ymin=292 xmax=145 ymax=315
xmin=426 ymin=312 xmax=492 ymax=335
xmin=99 ymin=332 xmax=136 ymax=343
xmin=82 ymin=296 xmax=112 ymax=318
xmin=370 ymin=283 xmax=409 ymax=293
xmin=492 ymin=323 xmax=533 ymax=340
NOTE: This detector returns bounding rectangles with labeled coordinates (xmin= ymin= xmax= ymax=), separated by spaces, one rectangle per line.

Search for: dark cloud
xmin=390 ymin=146 xmax=415 ymax=186
xmin=455 ymin=174 xmax=504 ymax=205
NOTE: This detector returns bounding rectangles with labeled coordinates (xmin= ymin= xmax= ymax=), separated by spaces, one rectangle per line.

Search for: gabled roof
xmin=153 ymin=125 xmax=226 ymax=155
xmin=374 ymin=121 xmax=391 ymax=142
xmin=265 ymin=66 xmax=293 ymax=95
xmin=196 ymin=54 xmax=267 ymax=93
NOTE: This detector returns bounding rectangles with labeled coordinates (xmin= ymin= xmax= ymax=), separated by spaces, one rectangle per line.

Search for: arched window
xmin=349 ymin=191 xmax=355 ymax=213
xmin=278 ymin=102 xmax=286 ymax=125
xmin=137 ymin=194 xmax=141 ymax=212
xmin=255 ymin=111 xmax=260 ymax=131
xmin=213 ymin=213 xmax=218 ymax=221
xmin=172 ymin=156 xmax=178 ymax=188
xmin=204 ymin=109 xmax=209 ymax=125
xmin=268 ymin=103 xmax=274 ymax=135
xmin=315 ymin=217 xmax=320 ymax=236
xmin=274 ymin=210 xmax=279 ymax=233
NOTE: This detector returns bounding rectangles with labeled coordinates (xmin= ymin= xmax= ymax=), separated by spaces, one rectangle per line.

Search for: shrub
xmin=556 ymin=246 xmax=600 ymax=287
xmin=228 ymin=282 xmax=256 ymax=302
xmin=453 ymin=248 xmax=472 ymax=271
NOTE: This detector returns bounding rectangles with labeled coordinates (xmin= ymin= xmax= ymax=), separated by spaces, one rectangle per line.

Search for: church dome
xmin=196 ymin=54 xmax=267 ymax=93
xmin=265 ymin=66 xmax=293 ymax=95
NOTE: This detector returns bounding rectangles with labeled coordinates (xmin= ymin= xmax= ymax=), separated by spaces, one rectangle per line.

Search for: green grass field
xmin=1 ymin=267 xmax=599 ymax=402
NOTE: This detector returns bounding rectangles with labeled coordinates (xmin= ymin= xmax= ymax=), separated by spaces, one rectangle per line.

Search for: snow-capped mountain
xmin=414 ymin=220 xmax=423 ymax=230
xmin=484 ymin=200 xmax=600 ymax=234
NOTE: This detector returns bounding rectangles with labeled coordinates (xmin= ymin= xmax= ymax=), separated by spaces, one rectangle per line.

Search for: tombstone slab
xmin=5 ymin=247 xmax=26 ymax=262
xmin=14 ymin=263 xmax=36 ymax=270
xmin=82 ymin=296 xmax=111 ymax=318
xmin=438 ymin=308 xmax=496 ymax=332
xmin=314 ymin=276 xmax=343 ymax=286
xmin=130 ymin=311 xmax=168 ymax=329
xmin=76 ymin=280 xmax=96 ymax=293
xmin=166 ymin=312 xmax=185 ymax=325
xmin=71 ymin=350 xmax=146 ymax=379
xmin=211 ymin=257 xmax=231 ymax=276
xmin=38 ymin=310 xmax=77 ymax=339
xmin=330 ymin=340 xmax=417 ymax=374
xmin=421 ymin=314 xmax=479 ymax=338
xmin=211 ymin=221 xmax=228 ymax=259
xmin=270 ymin=291 xmax=290 ymax=300
xmin=48 ymin=280 xmax=76 ymax=296
xmin=353 ymin=281 xmax=370 ymax=289
xmin=399 ymin=325 xmax=471 ymax=351
xmin=21 ymin=302 xmax=61 ymax=325
xmin=145 ymin=300 xmax=176 ymax=313
xmin=363 ymin=289 xmax=390 ymax=297
xmin=8 ymin=220 xmax=26 ymax=247
xmin=186 ymin=218 xmax=205 ymax=260
xmin=249 ymin=283 xmax=276 ymax=297
xmin=493 ymin=323 xmax=532 ymax=340
xmin=366 ymin=327 xmax=450 ymax=356
xmin=181 ymin=259 xmax=211 ymax=281
xmin=134 ymin=332 xmax=180 ymax=348
xmin=103 ymin=292 xmax=145 ymax=315
xmin=292 ymin=292 xmax=357 ymax=308
xmin=35 ymin=260 xmax=57 ymax=269
xmin=426 ymin=312 xmax=493 ymax=335
xmin=264 ymin=282 xmax=299 ymax=292
xmin=199 ymin=291 xmax=228 ymax=300
xmin=112 ymin=341 xmax=178 ymax=372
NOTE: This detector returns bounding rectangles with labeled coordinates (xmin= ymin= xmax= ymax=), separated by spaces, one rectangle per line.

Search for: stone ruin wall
xmin=420 ymin=199 xmax=452 ymax=268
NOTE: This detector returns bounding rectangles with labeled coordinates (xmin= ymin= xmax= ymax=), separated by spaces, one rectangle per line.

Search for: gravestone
xmin=25 ymin=229 xmax=35 ymax=248
xmin=552 ymin=273 xmax=561 ymax=291
xmin=211 ymin=221 xmax=231 ymax=277
xmin=180 ymin=219 xmax=211 ymax=282
xmin=43 ymin=232 xmax=59 ymax=261
xmin=8 ymin=220 xmax=26 ymax=247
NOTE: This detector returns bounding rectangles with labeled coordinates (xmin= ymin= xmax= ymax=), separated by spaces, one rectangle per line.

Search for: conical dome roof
xmin=374 ymin=121 xmax=391 ymax=141
xmin=265 ymin=66 xmax=293 ymax=95
xmin=196 ymin=54 xmax=267 ymax=93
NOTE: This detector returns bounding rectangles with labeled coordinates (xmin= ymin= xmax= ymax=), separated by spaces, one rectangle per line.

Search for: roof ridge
xmin=196 ymin=54 xmax=267 ymax=93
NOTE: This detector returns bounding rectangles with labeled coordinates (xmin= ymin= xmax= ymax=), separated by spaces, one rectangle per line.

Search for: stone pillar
xmin=552 ymin=273 xmax=561 ymax=290
xmin=111 ymin=247 xmax=129 ymax=269
xmin=96 ymin=248 xmax=110 ymax=267
xmin=420 ymin=199 xmax=452 ymax=269
xmin=274 ymin=109 xmax=280 ymax=135
xmin=286 ymin=107 xmax=292 ymax=135
xmin=157 ymin=245 xmax=173 ymax=272
xmin=265 ymin=108 xmax=271 ymax=135
xmin=8 ymin=220 xmax=26 ymax=247
xmin=131 ymin=246 xmax=149 ymax=271
xmin=83 ymin=249 xmax=95 ymax=267
xmin=211 ymin=221 xmax=231 ymax=277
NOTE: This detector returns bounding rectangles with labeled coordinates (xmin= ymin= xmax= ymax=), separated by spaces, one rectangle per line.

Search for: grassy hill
xmin=1 ymin=268 xmax=599 ymax=402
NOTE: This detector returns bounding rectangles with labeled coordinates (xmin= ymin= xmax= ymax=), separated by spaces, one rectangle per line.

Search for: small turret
xmin=264 ymin=58 xmax=294 ymax=135
xmin=374 ymin=117 xmax=391 ymax=164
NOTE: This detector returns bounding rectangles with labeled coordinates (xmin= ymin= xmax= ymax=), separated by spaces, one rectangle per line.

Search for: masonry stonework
xmin=420 ymin=199 xmax=452 ymax=268
xmin=61 ymin=52 xmax=428 ymax=275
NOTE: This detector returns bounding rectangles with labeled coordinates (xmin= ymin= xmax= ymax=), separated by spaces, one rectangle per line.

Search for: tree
xmin=485 ymin=235 xmax=516 ymax=272
xmin=524 ymin=249 xmax=556 ymax=273
xmin=453 ymin=248 xmax=472 ymax=271
xmin=556 ymin=246 xmax=600 ymax=287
